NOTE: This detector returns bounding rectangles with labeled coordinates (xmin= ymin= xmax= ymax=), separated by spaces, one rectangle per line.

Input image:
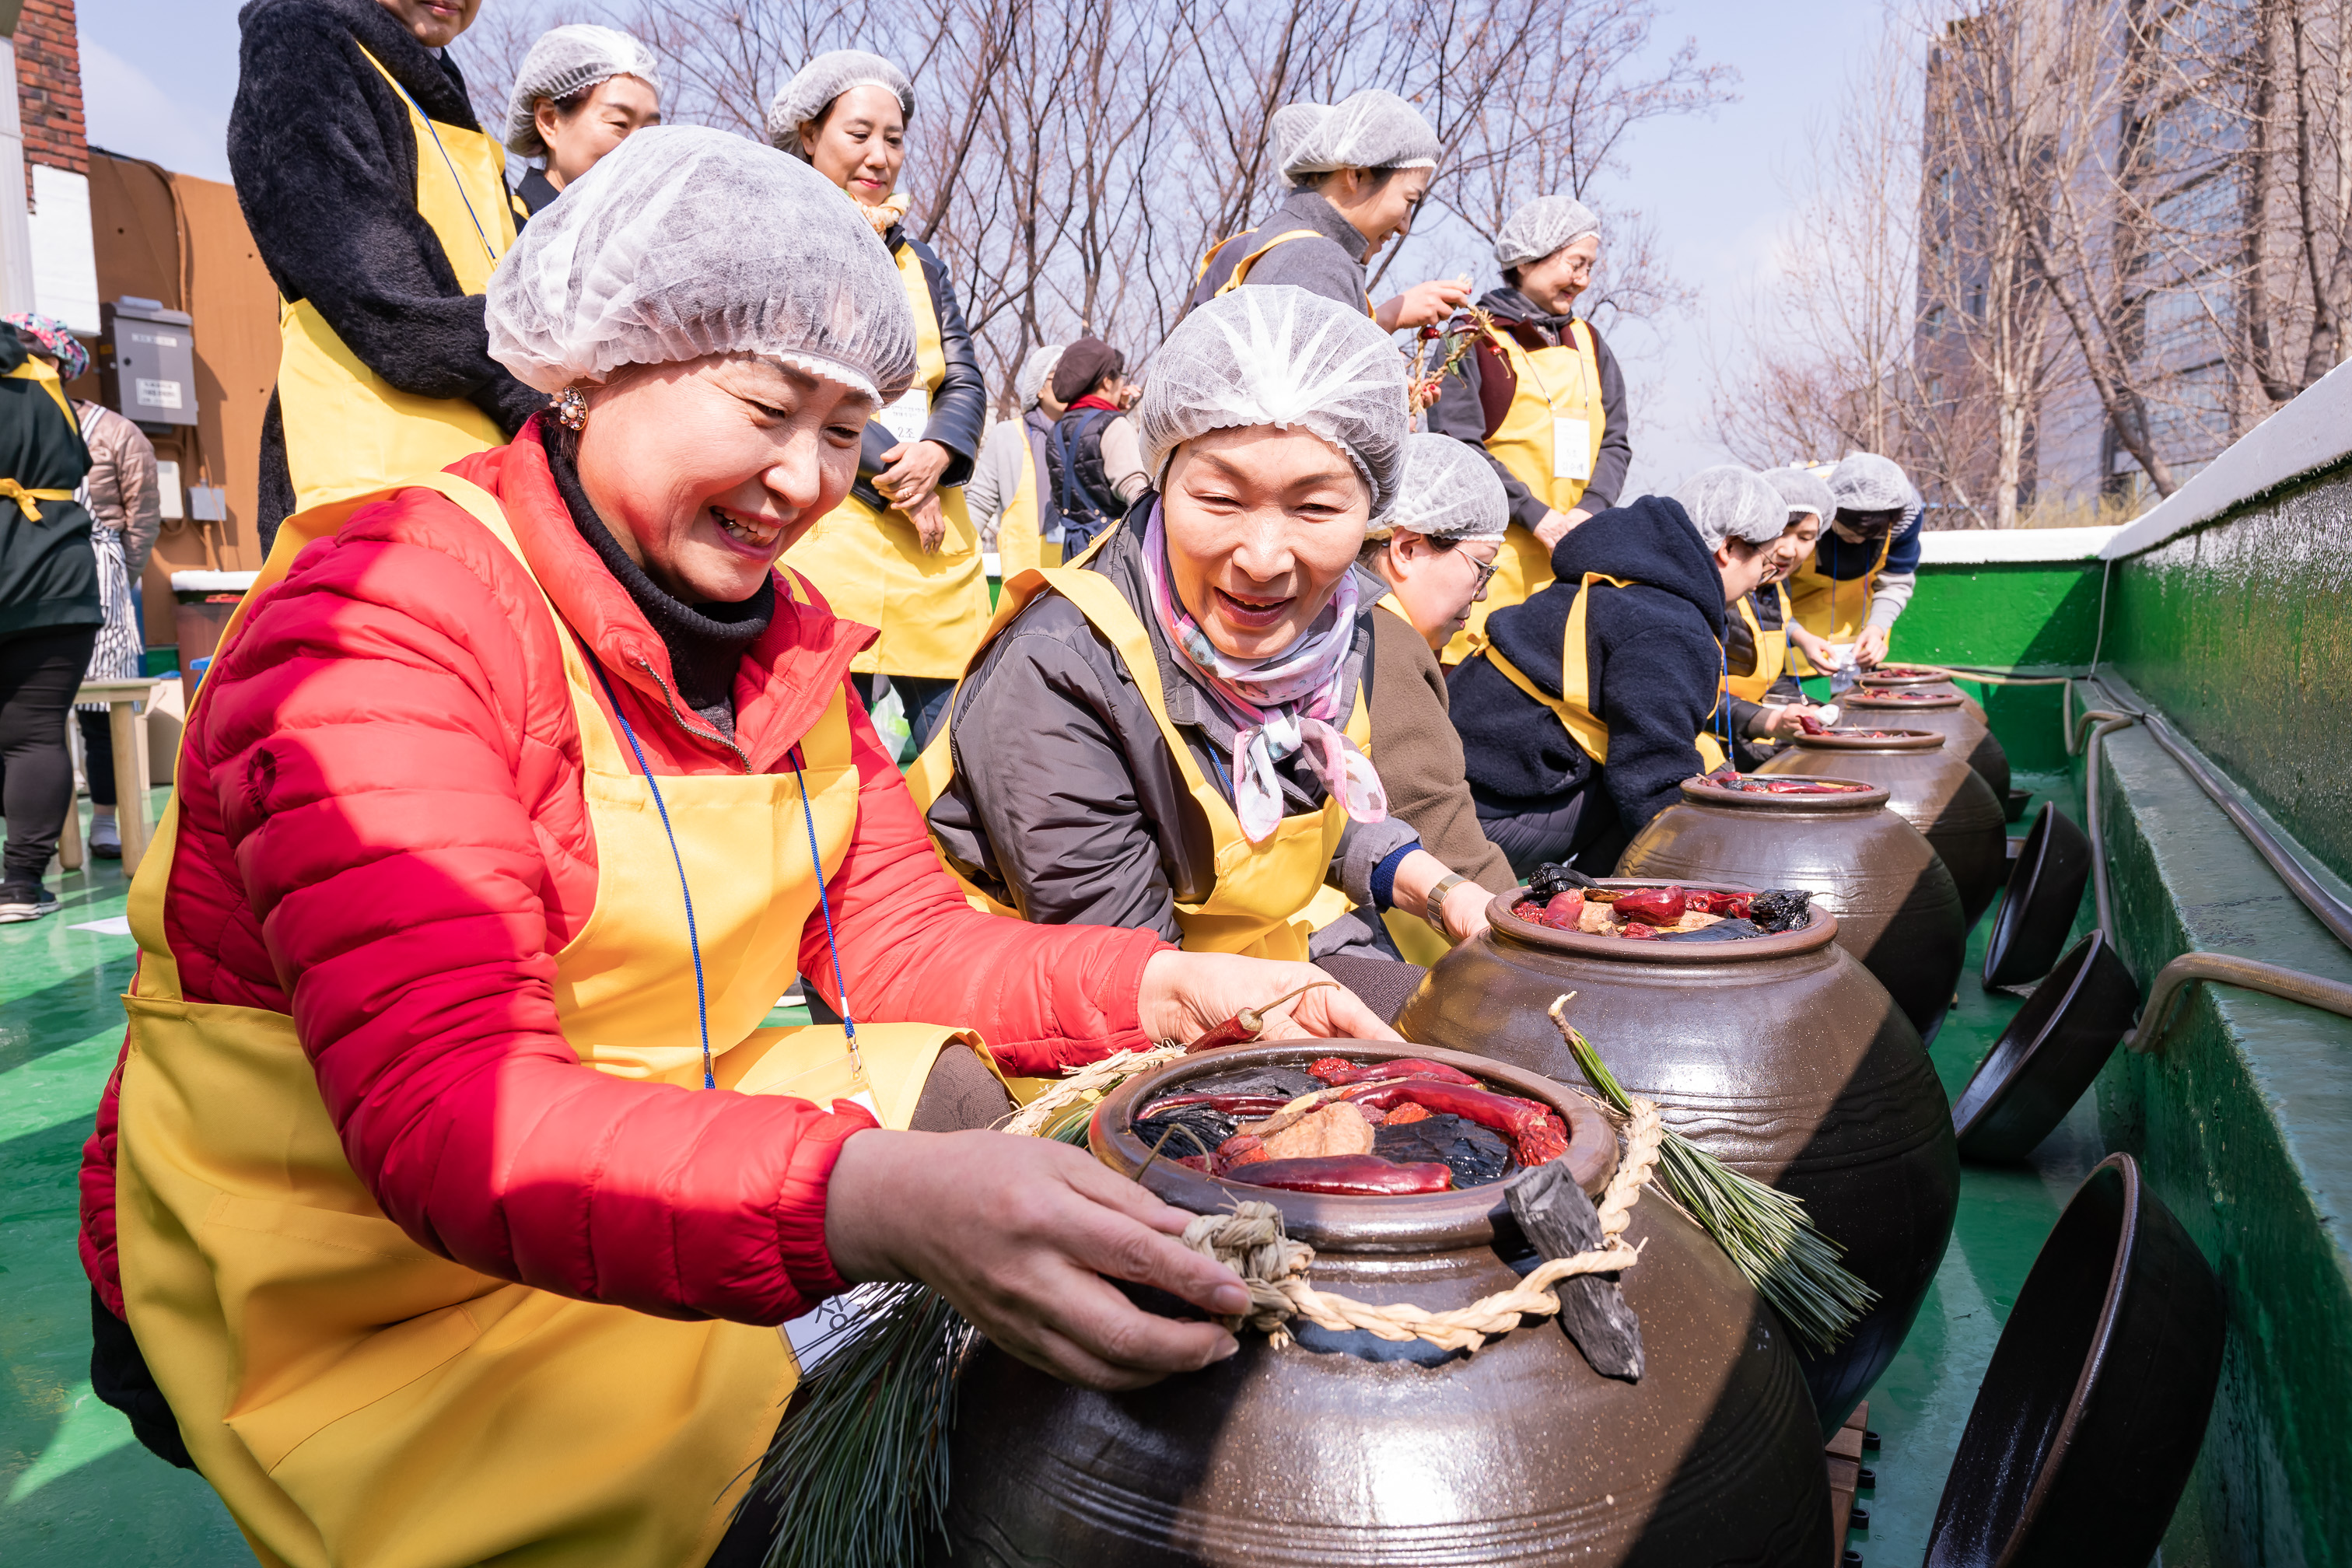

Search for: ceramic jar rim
xmin=1090 ymin=1041 xmax=1618 ymax=1253
xmin=1786 ymin=728 xmax=1948 ymax=753
xmin=1845 ymin=688 xmax=1963 ymax=711
xmin=1489 ymin=877 xmax=1841 ymax=963
xmin=1859 ymin=667 xmax=1954 ymax=687
xmin=1678 ymin=775 xmax=1891 ymax=811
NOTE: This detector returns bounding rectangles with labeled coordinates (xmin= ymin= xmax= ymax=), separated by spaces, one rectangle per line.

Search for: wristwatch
xmin=1423 ymin=873 xmax=1473 ymax=940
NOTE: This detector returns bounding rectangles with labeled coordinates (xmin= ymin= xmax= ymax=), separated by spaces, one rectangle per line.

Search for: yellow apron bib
xmin=1786 ymin=528 xmax=1892 ymax=674
xmin=275 ymin=49 xmax=517 ymax=514
xmin=908 ymin=564 xmax=1367 ymax=963
xmin=1441 ymin=320 xmax=1605 ymax=666
xmin=1725 ymin=582 xmax=1793 ymax=703
xmin=114 ymin=473 xmax=972 ymax=1568
xmin=992 ymin=421 xmax=1059 ymax=576
xmin=788 ymin=243 xmax=991 ymax=680
xmin=1188 ymin=228 xmax=1377 ymax=316
xmin=1479 ymin=570 xmax=1727 ymax=775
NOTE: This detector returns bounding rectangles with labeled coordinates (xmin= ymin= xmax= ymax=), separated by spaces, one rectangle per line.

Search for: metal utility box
xmin=99 ymin=296 xmax=200 ymax=431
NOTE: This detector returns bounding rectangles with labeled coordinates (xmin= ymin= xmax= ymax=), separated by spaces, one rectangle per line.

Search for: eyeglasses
xmin=1465 ymin=553 xmax=1502 ymax=592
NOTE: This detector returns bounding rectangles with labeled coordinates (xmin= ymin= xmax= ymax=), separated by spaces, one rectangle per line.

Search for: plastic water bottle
xmin=1827 ymin=643 xmax=1858 ymax=696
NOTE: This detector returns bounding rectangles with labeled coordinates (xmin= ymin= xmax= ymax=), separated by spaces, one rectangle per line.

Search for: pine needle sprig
xmin=1549 ymin=998 xmax=1877 ymax=1353
xmin=753 ymin=1283 xmax=978 ymax=1568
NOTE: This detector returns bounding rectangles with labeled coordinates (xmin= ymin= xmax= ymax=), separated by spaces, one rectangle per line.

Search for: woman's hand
xmin=1137 ymin=949 xmax=1398 ymax=1045
xmin=1853 ymin=625 xmax=1892 ymax=668
xmin=1755 ymin=702 xmax=1836 ymax=740
xmin=1532 ymin=507 xmax=1590 ymax=551
xmin=824 ymin=1129 xmax=1247 ymax=1390
xmin=1787 ymin=621 xmax=1836 ymax=667
xmin=876 ymin=437 xmax=953 ymax=514
xmin=1374 ymin=277 xmax=1473 ymax=333
xmin=1388 ymin=847 xmax=1494 ymax=945
xmin=901 ymin=490 xmax=948 ymax=552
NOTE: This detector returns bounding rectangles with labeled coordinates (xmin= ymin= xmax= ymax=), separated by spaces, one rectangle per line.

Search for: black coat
xmin=852 ymin=226 xmax=986 ymax=510
xmin=231 ymin=0 xmax=544 ymax=548
xmin=1427 ymin=285 xmax=1633 ymax=524
xmin=0 ymin=329 xmax=99 ymax=640
xmin=1450 ymin=495 xmax=1728 ymax=866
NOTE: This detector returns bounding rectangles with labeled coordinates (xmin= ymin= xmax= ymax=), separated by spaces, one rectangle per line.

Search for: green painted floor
xmin=2 ymin=779 xmax=2100 ymax=1565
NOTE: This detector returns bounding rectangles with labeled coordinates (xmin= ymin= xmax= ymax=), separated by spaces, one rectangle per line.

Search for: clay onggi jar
xmin=1615 ymin=776 xmax=1966 ymax=1039
xmin=940 ymin=1041 xmax=1834 ymax=1567
xmin=1757 ymin=728 xmax=2008 ymax=924
xmin=1396 ymin=893 xmax=1958 ymax=1433
xmin=1838 ymin=688 xmax=2008 ymax=800
xmin=1858 ymin=665 xmax=1988 ymax=722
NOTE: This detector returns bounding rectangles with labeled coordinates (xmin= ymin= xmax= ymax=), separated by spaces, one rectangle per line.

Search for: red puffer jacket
xmin=79 ymin=424 xmax=1168 ymax=1325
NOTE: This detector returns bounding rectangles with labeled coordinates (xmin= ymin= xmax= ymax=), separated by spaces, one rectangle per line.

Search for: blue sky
xmin=75 ymin=0 xmax=1882 ymax=484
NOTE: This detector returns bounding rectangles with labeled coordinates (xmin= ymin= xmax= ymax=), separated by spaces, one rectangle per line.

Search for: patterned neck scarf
xmin=1139 ymin=500 xmax=1388 ymax=842
xmin=856 ymin=191 xmax=912 ymax=237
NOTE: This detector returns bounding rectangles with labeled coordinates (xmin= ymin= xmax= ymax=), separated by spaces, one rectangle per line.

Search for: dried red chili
xmin=1228 ymin=1154 xmax=1454 ymax=1195
xmin=1308 ymin=1056 xmax=1481 ymax=1087
xmin=1612 ymin=886 xmax=1687 ymax=926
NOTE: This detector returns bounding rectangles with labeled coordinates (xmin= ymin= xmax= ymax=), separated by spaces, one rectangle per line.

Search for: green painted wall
xmin=2109 ymin=462 xmax=2352 ymax=886
xmin=1885 ymin=558 xmax=2105 ymax=779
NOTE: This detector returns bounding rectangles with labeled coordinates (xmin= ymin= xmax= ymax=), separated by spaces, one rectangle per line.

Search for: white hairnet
xmin=1372 ymin=433 xmax=1507 ymax=541
xmin=1269 ymin=102 xmax=1329 ymax=184
xmin=766 ymin=50 xmax=915 ymax=153
xmin=1494 ymin=193 xmax=1601 ymax=271
xmin=1674 ymin=466 xmax=1790 ymax=551
xmin=505 ymin=26 xmax=661 ymax=156
xmin=1282 ymin=89 xmax=1441 ymax=179
xmin=486 ymin=126 xmax=916 ymax=402
xmin=1760 ymin=464 xmax=1834 ymax=526
xmin=1136 ymin=285 xmax=1409 ymax=520
xmin=1829 ymin=451 xmax=1917 ymax=514
xmin=1016 ymin=343 xmax=1064 ymax=411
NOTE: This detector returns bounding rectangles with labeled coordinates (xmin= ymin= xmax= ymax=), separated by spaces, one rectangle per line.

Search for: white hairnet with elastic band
xmin=765 ymin=50 xmax=915 ymax=154
xmin=1371 ymin=433 xmax=1508 ymax=542
xmin=1281 ymin=88 xmax=1441 ymax=180
xmin=504 ymin=25 xmax=662 ymax=157
xmin=1828 ymin=451 xmax=1917 ymax=515
xmin=485 ymin=126 xmax=917 ymax=402
xmin=1016 ymin=343 xmax=1064 ymax=411
xmin=1760 ymin=464 xmax=1835 ymax=527
xmin=1494 ymin=193 xmax=1601 ymax=271
xmin=1135 ymin=285 xmax=1410 ymax=522
xmin=1268 ymin=102 xmax=1330 ymax=183
xmin=1674 ymin=466 xmax=1790 ymax=551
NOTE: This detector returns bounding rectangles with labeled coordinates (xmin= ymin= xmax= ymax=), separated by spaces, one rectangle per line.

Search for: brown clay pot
xmin=1615 ymin=777 xmax=1966 ymax=1039
xmin=1858 ymin=666 xmax=1989 ymax=722
xmin=1757 ymin=728 xmax=2009 ymax=925
xmin=1397 ymin=893 xmax=1958 ymax=1434
xmin=940 ymin=1041 xmax=1834 ymax=1567
xmin=1839 ymin=688 xmax=2009 ymax=799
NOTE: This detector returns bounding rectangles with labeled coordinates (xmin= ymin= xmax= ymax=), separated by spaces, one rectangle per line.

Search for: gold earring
xmin=554 ymin=387 xmax=587 ymax=432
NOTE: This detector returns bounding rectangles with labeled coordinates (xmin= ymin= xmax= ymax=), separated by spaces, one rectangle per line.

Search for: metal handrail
xmin=2125 ymin=952 xmax=2352 ymax=1054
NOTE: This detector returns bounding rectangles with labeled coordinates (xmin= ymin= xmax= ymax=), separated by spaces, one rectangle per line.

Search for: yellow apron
xmin=1479 ymin=571 xmax=1727 ymax=775
xmin=1364 ymin=593 xmax=1453 ymax=968
xmin=3 ymin=359 xmax=79 ymax=516
xmin=1725 ymin=581 xmax=1794 ymax=703
xmin=114 ymin=473 xmax=971 ymax=1568
xmin=1190 ymin=228 xmax=1377 ymax=316
xmin=275 ymin=49 xmax=517 ymax=514
xmin=1440 ymin=320 xmax=1605 ymax=666
xmin=788 ymin=243 xmax=991 ymax=680
xmin=992 ymin=421 xmax=1058 ymax=576
xmin=908 ymin=564 xmax=1367 ymax=963
xmin=1786 ymin=528 xmax=1892 ymax=674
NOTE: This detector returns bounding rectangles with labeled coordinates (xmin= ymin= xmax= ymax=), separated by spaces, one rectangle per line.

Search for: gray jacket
xmin=926 ymin=511 xmax=1419 ymax=953
xmin=1223 ymin=187 xmax=1373 ymax=313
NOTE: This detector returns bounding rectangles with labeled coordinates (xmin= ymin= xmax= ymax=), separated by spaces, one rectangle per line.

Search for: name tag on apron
xmin=877 ymin=387 xmax=930 ymax=449
xmin=1553 ymin=417 xmax=1593 ymax=481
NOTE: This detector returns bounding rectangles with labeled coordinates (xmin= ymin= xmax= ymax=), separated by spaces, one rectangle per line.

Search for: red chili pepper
xmin=1181 ymin=982 xmax=1339 ymax=1054
xmin=1307 ymin=1057 xmax=1481 ymax=1087
xmin=1795 ymin=713 xmax=1829 ymax=736
xmin=1541 ymin=890 xmax=1585 ymax=930
xmin=1685 ymin=889 xmax=1754 ymax=918
xmin=1337 ymin=1080 xmax=1570 ymax=1166
xmin=1612 ymin=886 xmax=1687 ymax=926
xmin=1213 ymin=1132 xmax=1269 ymax=1171
xmin=1142 ymin=1092 xmax=1297 ymax=1118
xmin=1227 ymin=1154 xmax=1454 ymax=1195
xmin=1617 ymin=922 xmax=1661 ymax=941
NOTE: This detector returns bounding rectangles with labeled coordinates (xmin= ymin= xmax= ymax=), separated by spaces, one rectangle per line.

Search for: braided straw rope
xmin=1181 ymin=1099 xmax=1664 ymax=1353
xmin=1000 ymin=1045 xmax=1189 ymax=1138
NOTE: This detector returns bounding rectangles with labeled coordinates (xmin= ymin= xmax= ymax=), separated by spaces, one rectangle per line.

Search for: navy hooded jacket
xmin=1449 ymin=494 xmax=1730 ymax=863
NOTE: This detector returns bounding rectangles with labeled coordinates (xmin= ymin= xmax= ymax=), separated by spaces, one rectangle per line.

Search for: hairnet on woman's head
xmin=1268 ymin=102 xmax=1330 ymax=184
xmin=505 ymin=25 xmax=661 ymax=156
xmin=1016 ymin=343 xmax=1064 ymax=410
xmin=1372 ymin=434 xmax=1507 ymax=542
xmin=765 ymin=50 xmax=915 ymax=154
xmin=1829 ymin=451 xmax=1916 ymax=513
xmin=1674 ymin=466 xmax=1790 ymax=551
xmin=1136 ymin=285 xmax=1409 ymax=520
xmin=486 ymin=126 xmax=916 ymax=402
xmin=1495 ymin=194 xmax=1601 ymax=271
xmin=1759 ymin=464 xmax=1834 ymax=527
xmin=1282 ymin=89 xmax=1441 ymax=180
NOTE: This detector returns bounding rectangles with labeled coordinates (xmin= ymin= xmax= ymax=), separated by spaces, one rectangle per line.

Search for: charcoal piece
xmin=1660 ymin=918 xmax=1764 ymax=943
xmin=1506 ymin=1161 xmax=1643 ymax=1381
xmin=1750 ymin=888 xmax=1815 ymax=934
xmin=1527 ymin=862 xmax=1597 ymax=901
xmin=1374 ymin=1113 xmax=1513 ymax=1188
xmin=1132 ymin=1108 xmax=1236 ymax=1160
xmin=1180 ymin=1066 xmax=1321 ymax=1100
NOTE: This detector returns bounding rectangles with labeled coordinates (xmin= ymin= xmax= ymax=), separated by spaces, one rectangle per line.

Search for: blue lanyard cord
xmin=383 ymin=74 xmax=499 ymax=265
xmin=790 ymin=745 xmax=860 ymax=1080
xmin=590 ymin=665 xmax=715 ymax=1089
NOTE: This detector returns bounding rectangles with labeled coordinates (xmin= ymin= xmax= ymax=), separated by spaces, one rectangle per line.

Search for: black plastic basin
xmin=1953 ymin=931 xmax=2140 ymax=1162
xmin=1984 ymin=803 xmax=2092 ymax=989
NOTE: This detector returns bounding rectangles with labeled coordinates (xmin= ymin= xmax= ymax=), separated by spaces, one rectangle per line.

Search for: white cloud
xmin=79 ymin=36 xmax=233 ymax=184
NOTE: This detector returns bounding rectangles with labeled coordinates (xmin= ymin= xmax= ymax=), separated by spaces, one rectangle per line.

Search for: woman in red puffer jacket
xmin=77 ymin=127 xmax=1385 ymax=1568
